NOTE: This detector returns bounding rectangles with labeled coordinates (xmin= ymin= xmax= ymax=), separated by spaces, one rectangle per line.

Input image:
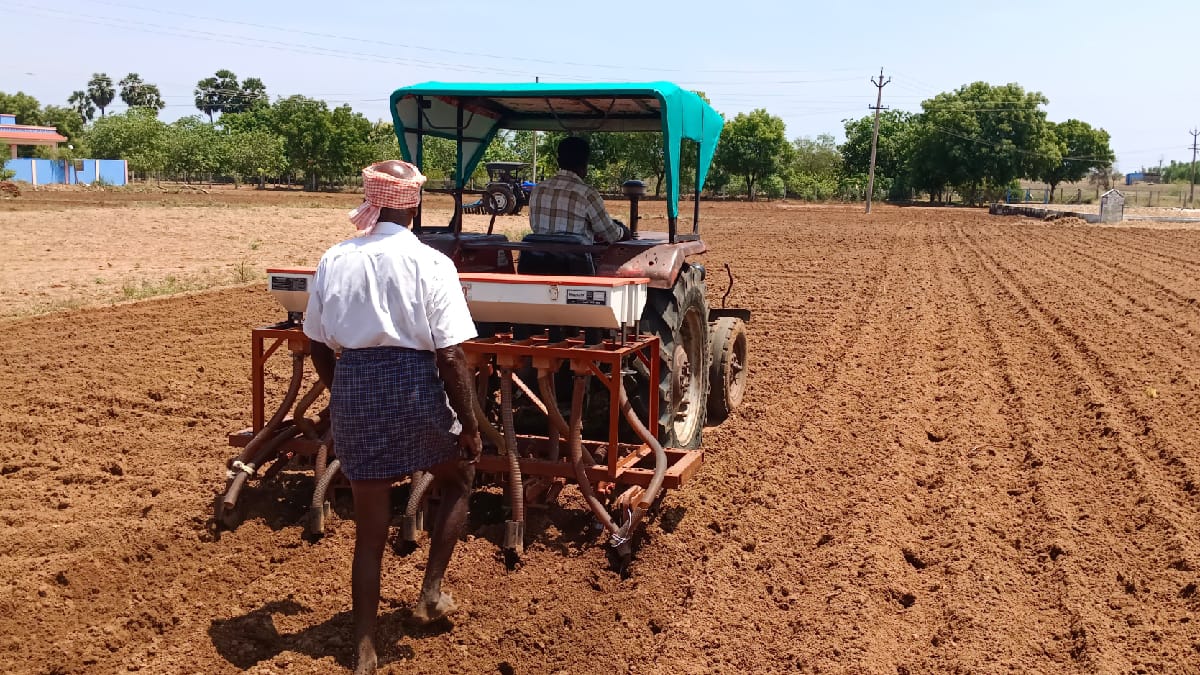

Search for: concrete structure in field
xmin=1 ymin=113 xmax=128 ymax=186
xmin=1 ymin=113 xmax=67 ymax=159
xmin=3 ymin=158 xmax=129 ymax=186
xmin=1100 ymin=189 xmax=1125 ymax=223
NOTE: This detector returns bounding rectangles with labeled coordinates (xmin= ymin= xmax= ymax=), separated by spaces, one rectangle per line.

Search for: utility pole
xmin=865 ymin=67 xmax=890 ymax=214
xmin=1189 ymin=128 xmax=1198 ymax=209
xmin=531 ymin=76 xmax=540 ymax=182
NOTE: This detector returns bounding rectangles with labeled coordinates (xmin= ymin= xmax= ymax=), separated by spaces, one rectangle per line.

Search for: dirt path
xmin=1 ymin=205 xmax=1198 ymax=674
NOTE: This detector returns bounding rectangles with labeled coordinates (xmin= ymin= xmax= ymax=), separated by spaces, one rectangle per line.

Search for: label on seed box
xmin=566 ymin=289 xmax=607 ymax=306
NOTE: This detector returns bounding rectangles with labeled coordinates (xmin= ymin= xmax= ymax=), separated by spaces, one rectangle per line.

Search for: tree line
xmin=3 ymin=72 xmax=1143 ymax=203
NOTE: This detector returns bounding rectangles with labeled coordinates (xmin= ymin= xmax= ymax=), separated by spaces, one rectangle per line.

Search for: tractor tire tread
xmin=640 ymin=264 xmax=710 ymax=449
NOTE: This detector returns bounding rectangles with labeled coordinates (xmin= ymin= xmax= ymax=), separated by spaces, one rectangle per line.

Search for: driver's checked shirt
xmin=527 ymin=170 xmax=624 ymax=243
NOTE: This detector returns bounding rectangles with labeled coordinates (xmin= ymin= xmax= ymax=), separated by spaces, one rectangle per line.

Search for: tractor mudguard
xmin=595 ymin=239 xmax=706 ymax=289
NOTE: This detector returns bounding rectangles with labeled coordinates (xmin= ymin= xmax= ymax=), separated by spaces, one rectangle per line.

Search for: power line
xmin=78 ymin=0 xmax=873 ymax=77
xmin=9 ymin=3 xmax=579 ymax=78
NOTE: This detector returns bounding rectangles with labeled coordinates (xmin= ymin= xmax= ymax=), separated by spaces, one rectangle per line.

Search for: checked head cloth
xmin=348 ymin=160 xmax=427 ymax=231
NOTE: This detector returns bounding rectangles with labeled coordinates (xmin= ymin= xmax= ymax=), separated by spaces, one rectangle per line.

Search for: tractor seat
xmin=517 ymin=233 xmax=596 ymax=276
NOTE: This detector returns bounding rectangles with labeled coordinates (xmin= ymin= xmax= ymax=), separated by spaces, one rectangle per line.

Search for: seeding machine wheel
xmin=707 ymin=316 xmax=748 ymax=423
xmin=640 ymin=263 xmax=710 ymax=449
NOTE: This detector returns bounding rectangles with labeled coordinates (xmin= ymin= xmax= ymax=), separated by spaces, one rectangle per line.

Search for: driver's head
xmin=557 ymin=136 xmax=590 ymax=178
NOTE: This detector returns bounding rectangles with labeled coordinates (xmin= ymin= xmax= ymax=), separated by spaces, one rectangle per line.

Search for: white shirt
xmin=303 ymin=222 xmax=477 ymax=352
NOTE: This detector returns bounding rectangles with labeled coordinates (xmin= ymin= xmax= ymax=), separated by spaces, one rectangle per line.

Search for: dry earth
xmin=1 ymin=195 xmax=1199 ymax=674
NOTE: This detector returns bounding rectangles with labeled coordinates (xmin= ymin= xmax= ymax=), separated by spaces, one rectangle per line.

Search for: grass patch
xmin=2 ymin=296 xmax=91 ymax=320
xmin=234 ymin=259 xmax=261 ymax=284
xmin=120 ymin=275 xmax=203 ymax=300
xmin=119 ymin=264 xmax=263 ymax=302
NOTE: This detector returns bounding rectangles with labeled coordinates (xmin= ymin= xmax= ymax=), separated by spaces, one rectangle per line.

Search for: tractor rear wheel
xmin=640 ymin=264 xmax=710 ymax=449
xmin=706 ymin=317 xmax=748 ymax=423
xmin=485 ymin=184 xmax=517 ymax=215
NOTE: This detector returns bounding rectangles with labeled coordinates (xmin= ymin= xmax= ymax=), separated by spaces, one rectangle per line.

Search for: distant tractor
xmin=218 ymin=82 xmax=749 ymax=571
xmin=482 ymin=161 xmax=534 ymax=215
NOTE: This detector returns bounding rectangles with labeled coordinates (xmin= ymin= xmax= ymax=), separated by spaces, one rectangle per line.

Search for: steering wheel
xmin=612 ymin=218 xmax=632 ymax=242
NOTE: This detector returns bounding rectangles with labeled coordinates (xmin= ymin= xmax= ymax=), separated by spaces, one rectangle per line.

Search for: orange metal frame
xmin=462 ymin=333 xmax=658 ymax=476
xmin=249 ymin=326 xmax=310 ymax=432
xmin=227 ymin=325 xmax=324 ymax=456
xmin=229 ymin=327 xmax=704 ymax=490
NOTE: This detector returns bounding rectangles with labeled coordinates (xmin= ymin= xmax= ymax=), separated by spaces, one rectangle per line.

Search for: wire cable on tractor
xmin=217 ymin=82 xmax=751 ymax=571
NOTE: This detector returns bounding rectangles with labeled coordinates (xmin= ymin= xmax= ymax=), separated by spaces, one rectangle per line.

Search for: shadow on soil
xmin=207 ymin=598 xmax=454 ymax=670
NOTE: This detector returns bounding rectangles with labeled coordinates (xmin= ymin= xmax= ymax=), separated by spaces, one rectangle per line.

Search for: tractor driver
xmin=527 ymin=136 xmax=629 ymax=244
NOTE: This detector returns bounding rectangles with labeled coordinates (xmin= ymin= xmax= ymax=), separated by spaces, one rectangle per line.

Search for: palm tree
xmin=87 ymin=73 xmax=115 ymax=117
xmin=194 ymin=77 xmax=221 ymax=123
xmin=119 ymin=73 xmax=165 ymax=114
xmin=68 ymin=90 xmax=96 ymax=123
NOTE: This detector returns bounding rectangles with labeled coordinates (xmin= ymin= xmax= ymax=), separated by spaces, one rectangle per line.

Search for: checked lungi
xmin=330 ymin=346 xmax=460 ymax=481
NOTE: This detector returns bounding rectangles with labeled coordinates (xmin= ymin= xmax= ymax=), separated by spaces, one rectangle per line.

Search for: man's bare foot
xmin=353 ymin=640 xmax=378 ymax=674
xmin=411 ymin=591 xmax=458 ymax=624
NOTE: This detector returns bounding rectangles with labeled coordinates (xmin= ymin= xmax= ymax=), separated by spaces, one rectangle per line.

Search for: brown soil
xmin=2 ymin=202 xmax=1200 ymax=674
xmin=0 ymin=193 xmax=525 ymax=319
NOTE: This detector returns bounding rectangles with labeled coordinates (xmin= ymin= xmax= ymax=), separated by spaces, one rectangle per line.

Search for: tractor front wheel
xmin=706 ymin=317 xmax=748 ymax=423
xmin=640 ymin=264 xmax=710 ymax=449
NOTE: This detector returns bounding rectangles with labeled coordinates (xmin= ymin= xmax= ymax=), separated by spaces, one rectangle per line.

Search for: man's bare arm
xmin=435 ymin=344 xmax=481 ymax=461
xmin=310 ymin=340 xmax=337 ymax=389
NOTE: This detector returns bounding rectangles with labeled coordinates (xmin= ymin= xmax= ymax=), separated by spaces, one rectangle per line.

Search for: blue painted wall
xmin=2 ymin=158 xmax=127 ymax=185
xmin=6 ymin=158 xmax=35 ymax=182
xmin=97 ymin=160 xmax=126 ymax=185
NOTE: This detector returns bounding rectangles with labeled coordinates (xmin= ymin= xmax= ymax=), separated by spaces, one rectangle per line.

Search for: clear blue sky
xmin=5 ymin=0 xmax=1197 ymax=171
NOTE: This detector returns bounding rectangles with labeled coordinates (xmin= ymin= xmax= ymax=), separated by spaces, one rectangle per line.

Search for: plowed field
xmin=2 ymin=202 xmax=1199 ymax=674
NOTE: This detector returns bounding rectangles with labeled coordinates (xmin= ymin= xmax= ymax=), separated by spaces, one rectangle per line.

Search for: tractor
xmin=219 ymin=82 xmax=749 ymax=569
xmin=480 ymin=161 xmax=534 ymax=215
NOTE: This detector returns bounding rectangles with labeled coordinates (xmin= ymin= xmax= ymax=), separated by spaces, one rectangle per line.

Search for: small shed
xmin=1100 ymin=189 xmax=1125 ymax=223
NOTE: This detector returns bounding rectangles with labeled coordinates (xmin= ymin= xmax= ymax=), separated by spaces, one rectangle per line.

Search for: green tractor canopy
xmin=389 ymin=81 xmax=723 ymax=221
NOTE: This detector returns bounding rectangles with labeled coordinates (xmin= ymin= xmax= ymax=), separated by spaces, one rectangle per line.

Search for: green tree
xmin=194 ymin=69 xmax=246 ymax=122
xmin=67 ymin=90 xmax=95 ymax=123
xmin=365 ymin=121 xmax=401 ymax=165
xmin=418 ymin=136 xmax=459 ymax=184
xmin=0 ymin=91 xmax=45 ymax=157
xmin=218 ymin=101 xmax=276 ymax=135
xmin=224 ymin=129 xmax=287 ymax=188
xmin=611 ymin=133 xmax=667 ymax=195
xmin=194 ymin=77 xmax=222 ymax=123
xmin=234 ymin=78 xmax=268 ymax=113
xmin=86 ymin=109 xmax=168 ymax=178
xmin=119 ymin=73 xmax=165 ymax=114
xmin=911 ymin=82 xmax=1050 ymax=203
xmin=714 ymin=108 xmax=789 ymax=199
xmin=325 ymin=104 xmax=373 ymax=184
xmin=0 ymin=91 xmax=44 ymax=125
xmin=1035 ymin=119 xmax=1115 ymax=198
xmin=163 ymin=116 xmax=224 ymax=182
xmin=783 ymin=134 xmax=841 ymax=200
xmin=841 ymin=110 xmax=915 ymax=198
xmin=39 ymin=105 xmax=84 ymax=147
xmin=1162 ymin=159 xmax=1197 ymax=184
xmin=87 ymin=73 xmax=115 ymax=117
xmin=268 ymin=95 xmax=331 ymax=189
xmin=264 ymin=96 xmax=371 ymax=190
